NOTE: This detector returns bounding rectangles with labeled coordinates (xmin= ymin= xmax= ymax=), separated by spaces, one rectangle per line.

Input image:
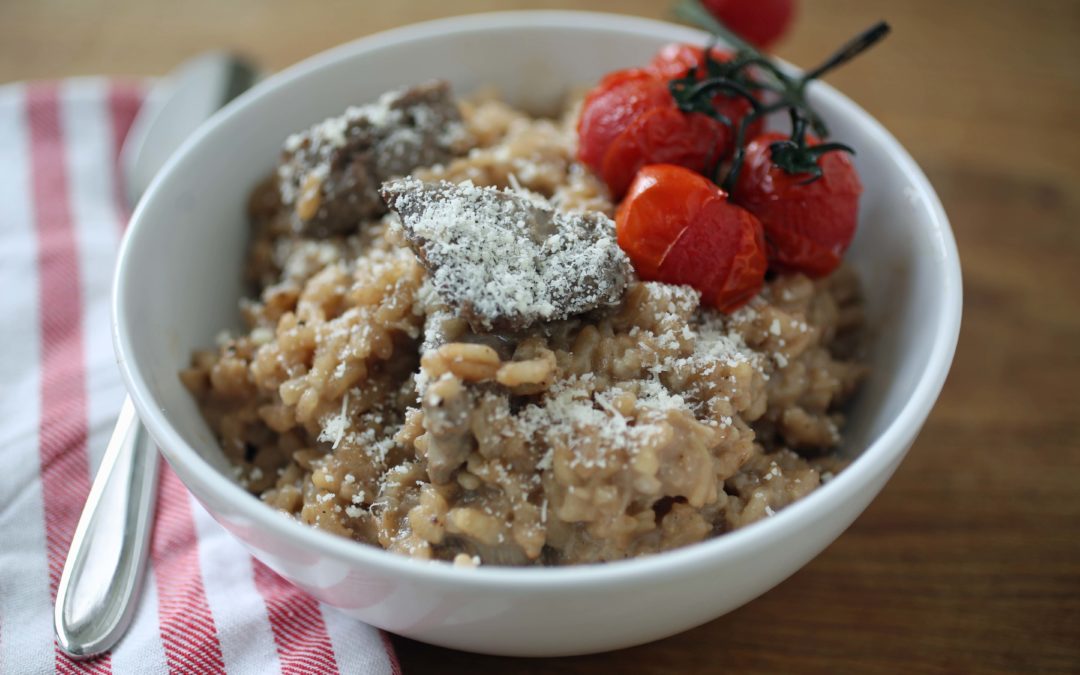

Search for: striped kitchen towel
xmin=0 ymin=79 xmax=401 ymax=675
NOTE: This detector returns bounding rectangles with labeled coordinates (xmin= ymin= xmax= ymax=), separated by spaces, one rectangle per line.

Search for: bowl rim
xmin=114 ymin=9 xmax=962 ymax=589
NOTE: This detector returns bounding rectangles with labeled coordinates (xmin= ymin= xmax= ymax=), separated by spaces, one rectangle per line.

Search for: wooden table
xmin=4 ymin=0 xmax=1077 ymax=672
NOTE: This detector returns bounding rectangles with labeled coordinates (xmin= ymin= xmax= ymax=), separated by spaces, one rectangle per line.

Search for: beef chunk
xmin=381 ymin=177 xmax=632 ymax=332
xmin=277 ymin=81 xmax=470 ymax=237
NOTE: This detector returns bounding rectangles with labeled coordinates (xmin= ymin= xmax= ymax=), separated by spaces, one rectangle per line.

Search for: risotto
xmin=181 ymin=82 xmax=866 ymax=566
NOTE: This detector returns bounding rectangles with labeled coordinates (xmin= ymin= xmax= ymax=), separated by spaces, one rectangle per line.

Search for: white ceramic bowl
xmin=114 ymin=11 xmax=962 ymax=657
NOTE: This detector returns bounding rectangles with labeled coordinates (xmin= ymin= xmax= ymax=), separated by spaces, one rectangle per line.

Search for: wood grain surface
xmin=4 ymin=1 xmax=1077 ymax=672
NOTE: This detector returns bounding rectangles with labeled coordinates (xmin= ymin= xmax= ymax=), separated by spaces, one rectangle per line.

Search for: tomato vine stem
xmin=669 ymin=0 xmax=889 ymax=188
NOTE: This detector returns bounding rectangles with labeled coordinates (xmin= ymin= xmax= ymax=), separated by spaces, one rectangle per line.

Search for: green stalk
xmin=669 ymin=0 xmax=889 ymax=184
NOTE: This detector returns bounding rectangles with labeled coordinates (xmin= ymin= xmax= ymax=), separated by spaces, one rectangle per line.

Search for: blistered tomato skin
xmin=647 ymin=43 xmax=734 ymax=80
xmin=647 ymin=43 xmax=763 ymax=144
xmin=658 ymin=197 xmax=767 ymax=313
xmin=733 ymin=132 xmax=862 ymax=278
xmin=615 ymin=164 xmax=721 ymax=278
xmin=600 ymin=107 xmax=729 ymax=201
xmin=576 ymin=69 xmax=671 ymax=172
xmin=576 ymin=43 xmax=765 ymax=200
xmin=616 ymin=164 xmax=767 ymax=313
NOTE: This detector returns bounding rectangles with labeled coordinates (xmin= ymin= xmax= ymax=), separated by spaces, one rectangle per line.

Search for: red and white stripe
xmin=0 ymin=78 xmax=400 ymax=674
xmin=323 ymin=601 xmax=403 ymax=675
xmin=60 ymin=78 xmax=129 ymax=475
xmin=252 ymin=561 xmax=340 ymax=674
xmin=150 ymin=469 xmax=228 ymax=673
xmin=189 ymin=504 xmax=282 ymax=674
xmin=0 ymin=81 xmax=54 ymax=675
xmin=58 ymin=77 xmax=167 ymax=675
xmin=27 ymin=81 xmax=112 ymax=675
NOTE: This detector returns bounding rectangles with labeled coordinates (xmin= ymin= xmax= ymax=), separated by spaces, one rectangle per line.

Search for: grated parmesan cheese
xmin=318 ymin=392 xmax=351 ymax=449
xmin=382 ymin=177 xmax=631 ymax=331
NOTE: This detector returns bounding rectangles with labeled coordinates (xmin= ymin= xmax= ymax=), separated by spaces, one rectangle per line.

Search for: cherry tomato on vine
xmin=732 ymin=131 xmax=862 ymax=277
xmin=616 ymin=164 xmax=767 ymax=312
xmin=647 ymin=43 xmax=763 ymax=147
xmin=578 ymin=38 xmax=788 ymax=201
xmin=577 ymin=66 xmax=731 ymax=199
xmin=702 ymin=0 xmax=796 ymax=50
xmin=647 ymin=42 xmax=734 ymax=80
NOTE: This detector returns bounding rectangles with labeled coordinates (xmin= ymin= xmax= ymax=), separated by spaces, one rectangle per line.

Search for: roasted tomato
xmin=578 ymin=54 xmax=751 ymax=199
xmin=577 ymin=69 xmax=671 ymax=173
xmin=702 ymin=0 xmax=797 ymax=50
xmin=616 ymin=164 xmax=767 ymax=312
xmin=732 ymin=131 xmax=862 ymax=277
xmin=599 ymin=106 xmax=729 ymax=203
xmin=648 ymin=43 xmax=763 ymax=145
xmin=647 ymin=42 xmax=734 ymax=80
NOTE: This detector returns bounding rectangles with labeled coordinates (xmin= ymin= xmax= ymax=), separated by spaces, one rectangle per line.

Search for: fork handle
xmin=54 ymin=396 xmax=159 ymax=659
